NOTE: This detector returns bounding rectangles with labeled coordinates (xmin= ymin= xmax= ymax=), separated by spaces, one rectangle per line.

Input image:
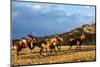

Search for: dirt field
xmin=11 ymin=45 xmax=96 ymax=66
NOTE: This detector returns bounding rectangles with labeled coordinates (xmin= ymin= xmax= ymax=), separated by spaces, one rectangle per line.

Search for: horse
xmin=26 ymin=34 xmax=37 ymax=52
xmin=40 ymin=36 xmax=63 ymax=55
xmin=68 ymin=33 xmax=85 ymax=50
xmin=13 ymin=37 xmax=28 ymax=55
xmin=39 ymin=39 xmax=56 ymax=55
xmin=13 ymin=35 xmax=37 ymax=55
xmin=52 ymin=36 xmax=63 ymax=51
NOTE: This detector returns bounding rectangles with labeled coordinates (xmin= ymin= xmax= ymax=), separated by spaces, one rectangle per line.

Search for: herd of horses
xmin=12 ymin=33 xmax=86 ymax=56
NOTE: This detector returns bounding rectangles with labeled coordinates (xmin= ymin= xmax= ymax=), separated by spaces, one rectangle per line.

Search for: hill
xmin=58 ymin=23 xmax=96 ymax=45
xmin=12 ymin=23 xmax=96 ymax=45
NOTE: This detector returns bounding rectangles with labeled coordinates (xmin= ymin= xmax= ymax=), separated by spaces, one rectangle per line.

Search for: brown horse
xmin=13 ymin=37 xmax=28 ymax=55
xmin=52 ymin=36 xmax=63 ymax=51
xmin=40 ymin=39 xmax=55 ymax=55
xmin=68 ymin=33 xmax=85 ymax=50
xmin=40 ymin=36 xmax=63 ymax=55
xmin=13 ymin=35 xmax=37 ymax=55
xmin=27 ymin=34 xmax=37 ymax=52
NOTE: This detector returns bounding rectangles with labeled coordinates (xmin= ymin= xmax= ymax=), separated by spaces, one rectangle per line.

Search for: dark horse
xmin=68 ymin=33 xmax=86 ymax=50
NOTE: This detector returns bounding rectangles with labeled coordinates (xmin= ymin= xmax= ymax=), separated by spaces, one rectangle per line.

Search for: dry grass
xmin=11 ymin=45 xmax=96 ymax=66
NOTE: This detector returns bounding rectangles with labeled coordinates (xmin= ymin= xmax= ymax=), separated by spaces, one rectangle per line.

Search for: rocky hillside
xmin=82 ymin=23 xmax=96 ymax=34
xmin=58 ymin=23 xmax=96 ymax=45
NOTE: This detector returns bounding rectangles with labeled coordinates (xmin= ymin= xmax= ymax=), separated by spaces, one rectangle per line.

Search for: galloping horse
xmin=13 ymin=37 xmax=28 ymax=55
xmin=13 ymin=34 xmax=37 ymax=55
xmin=68 ymin=33 xmax=86 ymax=50
xmin=52 ymin=36 xmax=63 ymax=51
xmin=40 ymin=36 xmax=63 ymax=55
xmin=27 ymin=34 xmax=37 ymax=52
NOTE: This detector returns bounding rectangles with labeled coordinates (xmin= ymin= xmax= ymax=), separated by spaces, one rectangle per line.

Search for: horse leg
xmin=57 ymin=43 xmax=61 ymax=51
xmin=49 ymin=46 xmax=53 ymax=54
xmin=76 ymin=41 xmax=80 ymax=50
xmin=53 ymin=46 xmax=57 ymax=52
xmin=50 ymin=45 xmax=56 ymax=53
xmin=16 ymin=50 xmax=19 ymax=55
xmin=30 ymin=45 xmax=35 ymax=54
xmin=21 ymin=48 xmax=25 ymax=54
xmin=30 ymin=49 xmax=33 ymax=54
xmin=69 ymin=45 xmax=72 ymax=50
xmin=52 ymin=44 xmax=56 ymax=52
xmin=79 ymin=42 xmax=82 ymax=50
xmin=59 ymin=44 xmax=61 ymax=50
xmin=45 ymin=48 xmax=47 ymax=52
xmin=40 ymin=47 xmax=43 ymax=55
xmin=40 ymin=48 xmax=42 ymax=55
xmin=51 ymin=45 xmax=56 ymax=52
xmin=56 ymin=45 xmax=60 ymax=51
xmin=75 ymin=45 xmax=78 ymax=50
xmin=16 ymin=47 xmax=22 ymax=55
xmin=50 ymin=48 xmax=52 ymax=53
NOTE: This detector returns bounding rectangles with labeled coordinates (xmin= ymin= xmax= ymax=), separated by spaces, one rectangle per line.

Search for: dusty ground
xmin=11 ymin=45 xmax=96 ymax=66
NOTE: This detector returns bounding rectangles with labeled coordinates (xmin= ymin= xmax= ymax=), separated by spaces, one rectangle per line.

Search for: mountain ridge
xmin=12 ymin=23 xmax=96 ymax=45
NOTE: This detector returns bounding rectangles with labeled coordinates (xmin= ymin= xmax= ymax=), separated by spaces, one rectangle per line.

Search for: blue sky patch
xmin=12 ymin=1 xmax=95 ymax=39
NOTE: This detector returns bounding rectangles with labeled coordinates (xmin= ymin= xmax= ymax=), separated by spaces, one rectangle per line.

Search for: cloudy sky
xmin=12 ymin=1 xmax=95 ymax=39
